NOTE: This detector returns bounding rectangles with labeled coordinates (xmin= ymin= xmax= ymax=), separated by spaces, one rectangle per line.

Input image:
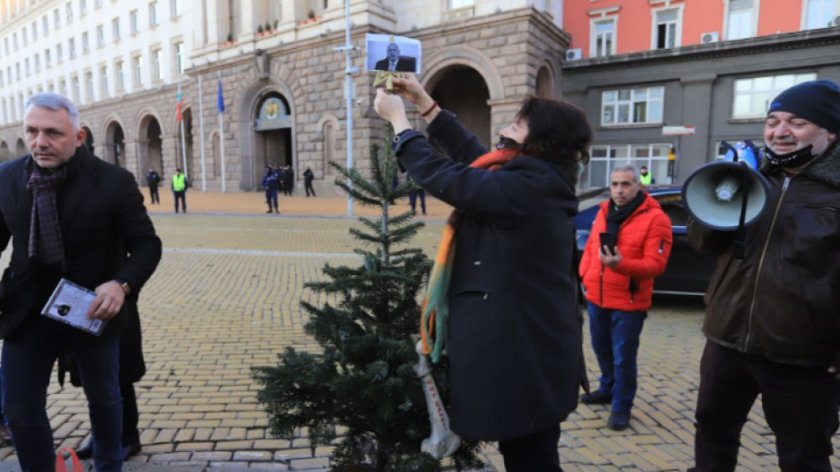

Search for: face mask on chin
xmin=764 ymin=144 xmax=817 ymax=169
xmin=495 ymin=136 xmax=522 ymax=151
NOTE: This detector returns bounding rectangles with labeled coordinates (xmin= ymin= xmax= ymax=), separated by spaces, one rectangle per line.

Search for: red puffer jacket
xmin=579 ymin=193 xmax=673 ymax=312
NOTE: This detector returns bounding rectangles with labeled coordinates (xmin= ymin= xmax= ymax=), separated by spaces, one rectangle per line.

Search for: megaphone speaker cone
xmin=682 ymin=161 xmax=771 ymax=231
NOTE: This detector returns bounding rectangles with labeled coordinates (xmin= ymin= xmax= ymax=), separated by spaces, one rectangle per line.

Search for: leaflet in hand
xmin=41 ymin=278 xmax=106 ymax=336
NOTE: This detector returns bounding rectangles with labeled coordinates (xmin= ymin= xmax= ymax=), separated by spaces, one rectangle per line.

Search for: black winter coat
xmin=396 ymin=111 xmax=583 ymax=441
xmin=0 ymin=146 xmax=162 ymax=375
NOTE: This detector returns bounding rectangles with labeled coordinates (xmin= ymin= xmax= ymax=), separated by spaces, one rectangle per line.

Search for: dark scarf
xmin=605 ymin=191 xmax=646 ymax=241
xmin=27 ymin=162 xmax=67 ymax=267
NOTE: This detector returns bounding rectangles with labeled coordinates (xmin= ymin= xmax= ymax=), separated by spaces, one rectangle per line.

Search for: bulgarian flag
xmin=176 ymin=82 xmax=183 ymax=122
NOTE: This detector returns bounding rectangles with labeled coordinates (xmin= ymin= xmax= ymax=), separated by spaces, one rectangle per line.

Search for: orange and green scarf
xmin=420 ymin=147 xmax=520 ymax=363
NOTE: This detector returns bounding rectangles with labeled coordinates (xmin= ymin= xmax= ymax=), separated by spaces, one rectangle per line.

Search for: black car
xmin=574 ymin=186 xmax=715 ymax=296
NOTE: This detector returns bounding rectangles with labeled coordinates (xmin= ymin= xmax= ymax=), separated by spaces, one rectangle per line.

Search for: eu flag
xmin=216 ymin=80 xmax=225 ymax=113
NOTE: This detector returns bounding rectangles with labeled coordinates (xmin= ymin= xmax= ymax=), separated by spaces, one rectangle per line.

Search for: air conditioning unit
xmin=700 ymin=32 xmax=719 ymax=44
xmin=565 ymin=48 xmax=583 ymax=61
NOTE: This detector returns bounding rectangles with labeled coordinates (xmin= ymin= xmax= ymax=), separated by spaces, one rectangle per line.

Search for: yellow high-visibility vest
xmin=172 ymin=173 xmax=186 ymax=192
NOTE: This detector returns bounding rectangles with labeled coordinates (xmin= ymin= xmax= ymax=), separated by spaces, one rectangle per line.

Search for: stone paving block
xmin=148 ymin=452 xmax=193 ymax=462
xmin=233 ymin=451 xmax=273 ymax=461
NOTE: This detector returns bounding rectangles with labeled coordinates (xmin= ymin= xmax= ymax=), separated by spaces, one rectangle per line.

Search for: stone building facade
xmin=1 ymin=0 xmax=569 ymax=196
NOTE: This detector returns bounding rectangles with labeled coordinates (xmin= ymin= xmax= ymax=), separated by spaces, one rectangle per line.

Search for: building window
xmin=71 ymin=75 xmax=80 ymax=102
xmin=45 ymin=49 xmax=52 ymax=68
xmin=173 ymin=41 xmax=185 ymax=74
xmin=54 ymin=9 xmax=61 ymax=28
xmin=59 ymin=78 xmax=67 ymax=96
xmin=100 ymin=65 xmax=109 ymax=98
xmin=130 ymin=10 xmax=139 ymax=33
xmin=96 ymin=25 xmax=105 ymax=48
xmin=152 ymin=48 xmax=163 ymax=82
xmin=116 ymin=59 xmax=125 ymax=91
xmin=79 ymin=0 xmax=87 ymax=16
xmin=95 ymin=0 xmax=103 ymax=9
xmin=82 ymin=32 xmax=89 ymax=53
xmin=732 ymin=73 xmax=818 ymax=118
xmin=654 ymin=8 xmax=680 ymax=49
xmin=601 ymin=86 xmax=664 ymax=126
xmin=581 ymin=143 xmax=672 ymax=189
xmin=804 ymin=0 xmax=836 ymax=29
xmin=112 ymin=17 xmax=121 ymax=41
xmin=22 ymin=27 xmax=28 ymax=46
xmin=149 ymin=2 xmax=159 ymax=27
xmin=43 ymin=15 xmax=50 ymax=34
xmin=35 ymin=54 xmax=41 ymax=73
xmin=85 ymin=70 xmax=94 ymax=102
xmin=32 ymin=21 xmax=39 ymax=41
xmin=726 ymin=0 xmax=756 ymax=40
xmin=591 ymin=18 xmax=616 ymax=57
xmin=66 ymin=2 xmax=74 ymax=23
xmin=69 ymin=38 xmax=76 ymax=59
xmin=133 ymin=54 xmax=143 ymax=89
xmin=448 ymin=0 xmax=474 ymax=8
xmin=170 ymin=0 xmax=181 ymax=18
xmin=57 ymin=43 xmax=64 ymax=63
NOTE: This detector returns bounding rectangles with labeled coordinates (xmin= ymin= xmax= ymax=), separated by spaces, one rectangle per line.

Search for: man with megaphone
xmin=687 ymin=80 xmax=840 ymax=472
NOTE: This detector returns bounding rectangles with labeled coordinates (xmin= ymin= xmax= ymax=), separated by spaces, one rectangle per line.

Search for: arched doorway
xmin=536 ymin=66 xmax=554 ymax=98
xmin=82 ymin=126 xmax=95 ymax=155
xmin=16 ymin=138 xmax=26 ymax=157
xmin=105 ymin=121 xmax=126 ymax=167
xmin=253 ymin=94 xmax=293 ymax=189
xmin=138 ymin=115 xmax=164 ymax=180
xmin=0 ymin=141 xmax=9 ymax=162
xmin=428 ymin=66 xmax=491 ymax=147
xmin=174 ymin=108 xmax=194 ymax=179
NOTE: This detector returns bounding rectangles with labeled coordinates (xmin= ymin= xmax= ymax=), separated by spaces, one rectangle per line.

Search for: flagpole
xmin=218 ymin=71 xmax=226 ymax=193
xmin=178 ymin=77 xmax=188 ymax=180
xmin=198 ymin=74 xmax=207 ymax=192
xmin=343 ymin=0 xmax=355 ymax=217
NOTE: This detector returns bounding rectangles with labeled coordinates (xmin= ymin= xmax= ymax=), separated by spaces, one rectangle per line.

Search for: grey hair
xmin=25 ymin=93 xmax=80 ymax=129
xmin=611 ymin=164 xmax=640 ymax=183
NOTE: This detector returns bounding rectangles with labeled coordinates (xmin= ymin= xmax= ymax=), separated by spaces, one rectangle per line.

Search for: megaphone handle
xmin=733 ymin=187 xmax=749 ymax=259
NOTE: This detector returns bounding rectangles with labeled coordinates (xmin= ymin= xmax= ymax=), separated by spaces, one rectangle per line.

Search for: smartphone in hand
xmin=599 ymin=232 xmax=617 ymax=254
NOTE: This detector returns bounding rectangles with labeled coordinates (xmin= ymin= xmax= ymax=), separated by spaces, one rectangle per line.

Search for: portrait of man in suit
xmin=374 ymin=42 xmax=417 ymax=72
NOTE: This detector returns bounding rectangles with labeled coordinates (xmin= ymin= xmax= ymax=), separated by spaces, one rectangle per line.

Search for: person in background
xmin=145 ymin=168 xmax=161 ymax=204
xmin=171 ymin=168 xmax=187 ymax=213
xmin=639 ymin=165 xmax=653 ymax=186
xmin=262 ymin=165 xmax=280 ymax=213
xmin=303 ymin=167 xmax=316 ymax=197
xmin=578 ymin=165 xmax=672 ymax=431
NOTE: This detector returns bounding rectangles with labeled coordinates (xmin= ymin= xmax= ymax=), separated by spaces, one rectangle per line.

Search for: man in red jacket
xmin=579 ymin=165 xmax=672 ymax=430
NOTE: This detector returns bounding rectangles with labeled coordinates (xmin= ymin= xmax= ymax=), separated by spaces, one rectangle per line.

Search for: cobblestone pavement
xmin=0 ymin=192 xmax=837 ymax=471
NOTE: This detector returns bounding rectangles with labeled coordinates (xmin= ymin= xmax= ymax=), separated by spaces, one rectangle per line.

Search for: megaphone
xmin=682 ymin=141 xmax=770 ymax=231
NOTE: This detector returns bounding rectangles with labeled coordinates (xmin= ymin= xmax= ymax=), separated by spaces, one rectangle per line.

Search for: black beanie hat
xmin=767 ymin=80 xmax=840 ymax=133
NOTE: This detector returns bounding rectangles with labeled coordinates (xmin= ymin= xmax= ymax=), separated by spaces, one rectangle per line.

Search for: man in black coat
xmin=374 ymin=42 xmax=417 ymax=72
xmin=0 ymin=93 xmax=161 ymax=472
xmin=145 ymin=168 xmax=161 ymax=204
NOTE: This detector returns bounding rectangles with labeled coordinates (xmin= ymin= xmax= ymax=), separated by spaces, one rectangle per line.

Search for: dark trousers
xmin=173 ymin=190 xmax=186 ymax=213
xmin=148 ymin=184 xmax=159 ymax=204
xmin=409 ymin=189 xmax=426 ymax=215
xmin=121 ymin=381 xmax=139 ymax=445
xmin=587 ymin=302 xmax=646 ymax=413
xmin=2 ymin=323 xmax=123 ymax=472
xmin=691 ymin=341 xmax=840 ymax=472
xmin=498 ymin=424 xmax=562 ymax=471
xmin=305 ymin=181 xmax=316 ymax=197
xmin=265 ymin=189 xmax=278 ymax=211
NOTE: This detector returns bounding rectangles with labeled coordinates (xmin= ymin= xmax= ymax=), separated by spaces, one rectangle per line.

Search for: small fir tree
xmin=253 ymin=129 xmax=483 ymax=471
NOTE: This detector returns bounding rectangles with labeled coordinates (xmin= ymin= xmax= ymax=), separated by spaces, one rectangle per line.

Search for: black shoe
xmin=266 ymin=209 xmax=273 ymax=213
xmin=75 ymin=440 xmax=93 ymax=460
xmin=580 ymin=390 xmax=612 ymax=405
xmin=122 ymin=440 xmax=142 ymax=460
xmin=607 ymin=411 xmax=631 ymax=431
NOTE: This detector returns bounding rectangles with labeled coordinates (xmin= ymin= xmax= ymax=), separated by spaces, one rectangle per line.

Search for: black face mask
xmin=764 ymin=145 xmax=816 ymax=168
xmin=496 ymin=136 xmax=522 ymax=151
